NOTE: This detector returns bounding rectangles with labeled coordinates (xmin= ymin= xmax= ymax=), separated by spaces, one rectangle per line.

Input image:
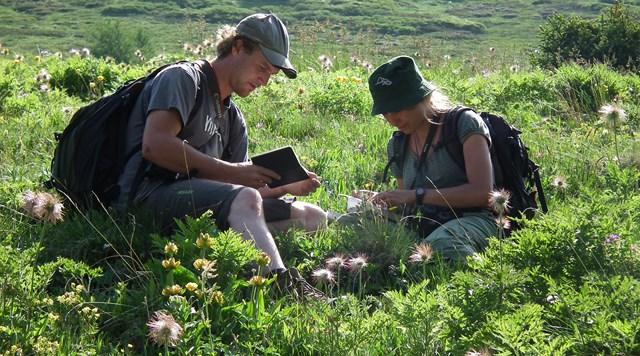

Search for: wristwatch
xmin=415 ymin=187 xmax=426 ymax=205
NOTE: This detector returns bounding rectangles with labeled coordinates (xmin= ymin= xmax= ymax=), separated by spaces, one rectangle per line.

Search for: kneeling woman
xmin=368 ymin=56 xmax=497 ymax=262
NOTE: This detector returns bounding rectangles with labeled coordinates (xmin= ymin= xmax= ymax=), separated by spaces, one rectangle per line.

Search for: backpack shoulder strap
xmin=440 ymin=106 xmax=475 ymax=172
xmin=382 ymin=130 xmax=407 ymax=183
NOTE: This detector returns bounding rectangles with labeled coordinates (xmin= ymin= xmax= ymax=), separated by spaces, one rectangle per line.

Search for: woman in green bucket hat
xmin=367 ymin=56 xmax=497 ymax=262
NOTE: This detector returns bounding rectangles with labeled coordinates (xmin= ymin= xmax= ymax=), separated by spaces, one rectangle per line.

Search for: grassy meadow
xmin=1 ymin=1 xmax=640 ymax=355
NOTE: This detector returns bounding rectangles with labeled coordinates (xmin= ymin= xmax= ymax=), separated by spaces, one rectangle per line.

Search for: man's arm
xmin=142 ymin=109 xmax=279 ymax=188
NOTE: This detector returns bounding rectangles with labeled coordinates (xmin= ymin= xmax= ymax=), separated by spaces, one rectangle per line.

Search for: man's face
xmin=231 ymin=42 xmax=280 ymax=97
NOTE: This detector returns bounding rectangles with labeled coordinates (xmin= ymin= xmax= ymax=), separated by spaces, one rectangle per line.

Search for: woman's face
xmin=382 ymin=101 xmax=427 ymax=134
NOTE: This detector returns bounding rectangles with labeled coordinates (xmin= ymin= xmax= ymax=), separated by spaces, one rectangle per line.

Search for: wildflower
xmin=465 ymin=348 xmax=491 ymax=356
xmin=318 ymin=55 xmax=333 ymax=71
xmin=146 ymin=311 xmax=183 ymax=347
xmin=347 ymin=254 xmax=368 ymax=273
xmin=192 ymin=258 xmax=210 ymax=270
xmin=311 ymin=268 xmax=335 ymax=286
xmin=195 ymin=232 xmax=213 ymax=249
xmin=546 ymin=294 xmax=560 ymax=304
xmin=496 ymin=215 xmax=511 ymax=230
xmin=89 ymin=82 xmax=96 ymax=90
xmin=161 ymin=284 xmax=184 ymax=296
xmin=22 ymin=191 xmax=64 ymax=223
xmin=408 ymin=243 xmax=433 ymax=263
xmin=604 ymin=233 xmax=621 ymax=245
xmin=96 ymin=75 xmax=104 ymax=82
xmin=210 ymin=290 xmax=224 ymax=304
xmin=185 ymin=282 xmax=198 ymax=292
xmin=551 ymin=175 xmax=568 ymax=191
xmin=161 ymin=257 xmax=181 ymax=270
xmin=488 ymin=189 xmax=511 ymax=216
xmin=598 ymin=103 xmax=626 ymax=129
xmin=36 ymin=69 xmax=51 ymax=83
xmin=362 ymin=61 xmax=374 ymax=71
xmin=325 ymin=254 xmax=347 ymax=270
xmin=201 ymin=260 xmax=218 ymax=280
xmin=164 ymin=242 xmax=178 ymax=255
xmin=47 ymin=312 xmax=59 ymax=322
xmin=215 ymin=24 xmax=236 ymax=44
xmin=256 ymin=252 xmax=271 ymax=267
xmin=39 ymin=83 xmax=50 ymax=93
xmin=248 ymin=275 xmax=267 ymax=287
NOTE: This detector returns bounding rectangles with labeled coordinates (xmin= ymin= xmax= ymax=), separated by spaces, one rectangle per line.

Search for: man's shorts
xmin=134 ymin=177 xmax=292 ymax=233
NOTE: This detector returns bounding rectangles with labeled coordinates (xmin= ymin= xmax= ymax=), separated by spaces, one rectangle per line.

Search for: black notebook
xmin=251 ymin=146 xmax=309 ymax=188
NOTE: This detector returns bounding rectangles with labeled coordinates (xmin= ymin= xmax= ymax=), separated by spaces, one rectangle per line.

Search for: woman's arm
xmin=373 ymin=134 xmax=493 ymax=208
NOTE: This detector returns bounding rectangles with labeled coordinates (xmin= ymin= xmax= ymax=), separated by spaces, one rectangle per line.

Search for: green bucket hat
xmin=368 ymin=56 xmax=435 ymax=115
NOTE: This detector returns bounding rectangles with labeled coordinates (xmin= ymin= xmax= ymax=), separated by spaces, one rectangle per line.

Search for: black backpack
xmin=383 ymin=106 xmax=547 ymax=231
xmin=45 ymin=60 xmax=210 ymax=210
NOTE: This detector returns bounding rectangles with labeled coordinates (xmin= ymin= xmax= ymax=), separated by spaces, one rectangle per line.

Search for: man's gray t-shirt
xmin=114 ymin=62 xmax=248 ymax=210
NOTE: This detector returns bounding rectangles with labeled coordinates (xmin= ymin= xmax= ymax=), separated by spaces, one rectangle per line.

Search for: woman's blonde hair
xmin=422 ymin=89 xmax=453 ymax=125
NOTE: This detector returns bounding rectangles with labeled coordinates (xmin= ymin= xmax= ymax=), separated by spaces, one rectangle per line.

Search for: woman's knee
xmin=229 ymin=188 xmax=263 ymax=218
xmin=291 ymin=202 xmax=327 ymax=232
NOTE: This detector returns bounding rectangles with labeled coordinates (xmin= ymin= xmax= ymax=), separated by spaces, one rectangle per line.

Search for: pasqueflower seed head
xmin=146 ymin=311 xmax=183 ymax=347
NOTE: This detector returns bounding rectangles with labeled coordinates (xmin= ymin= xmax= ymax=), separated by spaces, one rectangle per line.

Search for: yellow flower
xmin=89 ymin=82 xmax=96 ymax=89
xmin=164 ymin=242 xmax=178 ymax=255
xmin=192 ymin=258 xmax=210 ymax=270
xmin=210 ymin=290 xmax=224 ymax=305
xmin=162 ymin=284 xmax=184 ymax=296
xmin=256 ymin=252 xmax=270 ymax=267
xmin=185 ymin=282 xmax=198 ymax=292
xmin=196 ymin=232 xmax=213 ymax=249
xmin=248 ymin=275 xmax=267 ymax=287
xmin=96 ymin=75 xmax=105 ymax=82
xmin=161 ymin=258 xmax=181 ymax=270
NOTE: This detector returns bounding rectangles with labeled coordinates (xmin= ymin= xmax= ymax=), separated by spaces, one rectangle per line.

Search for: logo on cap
xmin=375 ymin=77 xmax=392 ymax=86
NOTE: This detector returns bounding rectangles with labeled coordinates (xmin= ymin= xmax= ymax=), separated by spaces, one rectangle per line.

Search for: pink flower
xmin=347 ymin=254 xmax=368 ymax=273
xmin=408 ymin=243 xmax=433 ymax=263
xmin=325 ymin=254 xmax=347 ymax=270
xmin=146 ymin=311 xmax=183 ymax=347
xmin=311 ymin=268 xmax=335 ymax=286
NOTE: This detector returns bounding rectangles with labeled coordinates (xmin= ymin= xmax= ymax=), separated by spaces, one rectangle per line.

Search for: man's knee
xmin=229 ymin=188 xmax=263 ymax=218
xmin=292 ymin=202 xmax=327 ymax=232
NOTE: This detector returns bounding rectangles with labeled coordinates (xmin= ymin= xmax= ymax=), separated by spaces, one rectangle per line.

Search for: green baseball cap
xmin=368 ymin=56 xmax=436 ymax=115
xmin=236 ymin=13 xmax=297 ymax=79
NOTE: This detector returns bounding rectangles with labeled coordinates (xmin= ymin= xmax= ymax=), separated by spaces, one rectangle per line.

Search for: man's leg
xmin=227 ymin=188 xmax=286 ymax=271
xmin=265 ymin=200 xmax=328 ymax=234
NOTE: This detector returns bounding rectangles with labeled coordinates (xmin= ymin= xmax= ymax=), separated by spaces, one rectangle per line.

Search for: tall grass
xmin=0 ymin=47 xmax=638 ymax=353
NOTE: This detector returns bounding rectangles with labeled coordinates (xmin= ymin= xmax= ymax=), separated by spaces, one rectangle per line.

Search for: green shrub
xmin=533 ymin=3 xmax=640 ymax=71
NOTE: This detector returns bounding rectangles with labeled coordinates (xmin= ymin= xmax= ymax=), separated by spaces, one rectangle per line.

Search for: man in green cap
xmin=366 ymin=55 xmax=497 ymax=262
xmin=114 ymin=13 xmax=326 ymax=299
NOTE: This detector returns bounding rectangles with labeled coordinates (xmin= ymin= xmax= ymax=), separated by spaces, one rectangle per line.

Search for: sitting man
xmin=113 ymin=13 xmax=327 ymax=298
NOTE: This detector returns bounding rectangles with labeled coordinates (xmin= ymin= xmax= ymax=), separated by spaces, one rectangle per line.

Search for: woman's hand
xmin=281 ymin=171 xmax=321 ymax=196
xmin=371 ymin=189 xmax=415 ymax=207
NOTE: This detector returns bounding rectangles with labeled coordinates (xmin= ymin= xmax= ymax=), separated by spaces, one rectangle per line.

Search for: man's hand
xmin=231 ymin=162 xmax=281 ymax=189
xmin=281 ymin=171 xmax=321 ymax=196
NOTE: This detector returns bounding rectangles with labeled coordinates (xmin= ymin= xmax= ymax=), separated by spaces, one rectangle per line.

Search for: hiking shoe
xmin=273 ymin=267 xmax=326 ymax=301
